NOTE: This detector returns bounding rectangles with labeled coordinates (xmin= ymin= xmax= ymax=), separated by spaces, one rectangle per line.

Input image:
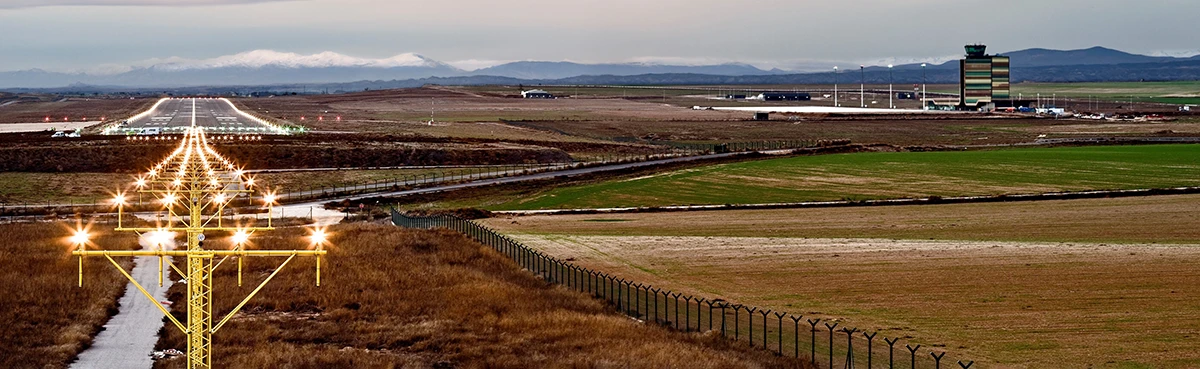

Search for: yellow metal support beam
xmin=210 ymin=254 xmax=296 ymax=334
xmin=72 ymin=119 xmax=325 ymax=369
xmin=103 ymin=254 xmax=188 ymax=333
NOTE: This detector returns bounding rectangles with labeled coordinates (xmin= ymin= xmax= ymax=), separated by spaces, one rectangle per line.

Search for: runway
xmin=113 ymin=98 xmax=284 ymax=135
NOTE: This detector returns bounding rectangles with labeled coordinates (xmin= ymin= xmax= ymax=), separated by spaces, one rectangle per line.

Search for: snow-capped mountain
xmin=0 ymin=51 xmax=465 ymax=88
xmin=148 ymin=50 xmax=451 ymax=71
xmin=470 ymin=61 xmax=779 ymax=80
xmin=7 ymin=47 xmax=1200 ymax=89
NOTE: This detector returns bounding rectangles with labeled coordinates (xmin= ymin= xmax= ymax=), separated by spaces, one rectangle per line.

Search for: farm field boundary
xmin=478 ymin=144 xmax=1200 ymax=211
xmin=495 ymin=186 xmax=1200 ymax=216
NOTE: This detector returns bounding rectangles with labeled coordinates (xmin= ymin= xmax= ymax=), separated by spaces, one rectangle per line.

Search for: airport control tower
xmin=959 ymin=44 xmax=1010 ymax=107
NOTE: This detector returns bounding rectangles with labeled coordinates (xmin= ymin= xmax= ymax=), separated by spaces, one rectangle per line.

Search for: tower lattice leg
xmin=187 ymin=253 xmax=213 ymax=369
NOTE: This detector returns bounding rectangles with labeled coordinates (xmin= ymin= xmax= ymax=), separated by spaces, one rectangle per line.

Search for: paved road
xmin=70 ymin=249 xmax=173 ymax=369
xmin=119 ymin=98 xmax=276 ymax=134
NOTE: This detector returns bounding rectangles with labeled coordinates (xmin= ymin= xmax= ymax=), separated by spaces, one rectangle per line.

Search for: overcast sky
xmin=1 ymin=0 xmax=1197 ymax=72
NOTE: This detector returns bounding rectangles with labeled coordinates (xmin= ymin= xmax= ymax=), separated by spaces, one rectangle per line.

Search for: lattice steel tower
xmin=72 ymin=99 xmax=326 ymax=369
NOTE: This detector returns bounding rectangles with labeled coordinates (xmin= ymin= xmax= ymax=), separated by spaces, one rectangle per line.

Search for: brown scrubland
xmin=0 ymin=222 xmax=135 ymax=369
xmin=152 ymin=223 xmax=809 ymax=368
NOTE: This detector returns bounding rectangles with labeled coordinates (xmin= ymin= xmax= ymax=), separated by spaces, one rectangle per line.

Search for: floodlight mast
xmin=75 ymin=126 xmax=326 ymax=369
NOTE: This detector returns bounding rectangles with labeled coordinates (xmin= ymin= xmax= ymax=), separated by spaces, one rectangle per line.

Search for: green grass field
xmin=1013 ymin=81 xmax=1200 ymax=102
xmin=475 ymin=144 xmax=1200 ymax=211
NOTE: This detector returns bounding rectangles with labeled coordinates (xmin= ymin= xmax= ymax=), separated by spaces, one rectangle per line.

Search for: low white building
xmin=521 ymin=89 xmax=554 ymax=99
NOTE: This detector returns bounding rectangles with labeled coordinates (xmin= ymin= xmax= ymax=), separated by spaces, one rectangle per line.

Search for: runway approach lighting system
xmin=71 ymin=126 xmax=326 ymax=369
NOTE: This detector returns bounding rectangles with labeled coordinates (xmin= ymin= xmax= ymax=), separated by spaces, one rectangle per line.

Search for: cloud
xmin=0 ymin=0 xmax=300 ymax=9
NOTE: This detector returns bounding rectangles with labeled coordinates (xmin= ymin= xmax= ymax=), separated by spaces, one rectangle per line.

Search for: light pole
xmin=859 ymin=65 xmax=865 ymax=108
xmin=921 ymin=63 xmax=928 ymax=110
xmin=833 ymin=66 xmax=839 ymax=107
xmin=888 ymin=64 xmax=894 ymax=109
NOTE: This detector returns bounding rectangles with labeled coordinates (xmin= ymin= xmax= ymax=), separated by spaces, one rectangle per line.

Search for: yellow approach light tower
xmin=71 ymin=109 xmax=327 ymax=369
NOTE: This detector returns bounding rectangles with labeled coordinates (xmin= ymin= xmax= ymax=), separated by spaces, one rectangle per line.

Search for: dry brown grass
xmin=481 ymin=196 xmax=1200 ymax=368
xmin=0 ymin=96 xmax=152 ymax=124
xmin=152 ymin=223 xmax=809 ymax=368
xmin=0 ymin=222 xmax=136 ymax=369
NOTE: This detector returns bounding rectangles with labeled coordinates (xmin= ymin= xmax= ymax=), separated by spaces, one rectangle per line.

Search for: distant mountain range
xmin=3 ymin=47 xmax=1200 ymax=90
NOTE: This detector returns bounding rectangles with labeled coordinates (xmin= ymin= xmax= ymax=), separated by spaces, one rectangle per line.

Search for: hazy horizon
xmin=2 ymin=0 xmax=1197 ymax=73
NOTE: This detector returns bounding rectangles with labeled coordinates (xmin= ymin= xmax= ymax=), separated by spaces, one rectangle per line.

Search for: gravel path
xmin=70 ymin=249 xmax=173 ymax=369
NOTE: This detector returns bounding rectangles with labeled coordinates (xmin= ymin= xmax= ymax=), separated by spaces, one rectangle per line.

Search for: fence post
xmin=907 ymin=344 xmax=922 ymax=369
xmin=826 ymin=322 xmax=839 ymax=369
xmin=958 ymin=361 xmax=975 ymax=369
xmin=733 ymin=305 xmax=742 ymax=341
xmin=747 ymin=307 xmax=757 ymax=346
xmin=843 ymin=327 xmax=859 ymax=368
xmin=651 ymin=288 xmax=660 ymax=323
xmin=775 ymin=312 xmax=785 ymax=354
xmin=672 ymin=293 xmax=682 ymax=330
xmin=633 ymin=283 xmax=642 ymax=317
xmin=932 ymin=351 xmax=946 ymax=369
xmin=790 ymin=315 xmax=803 ymax=358
xmin=645 ymin=286 xmax=652 ymax=321
xmin=885 ymin=337 xmax=900 ymax=369
xmin=760 ymin=309 xmax=770 ymax=350
xmin=864 ymin=332 xmax=877 ymax=369
xmin=682 ymin=296 xmax=694 ymax=332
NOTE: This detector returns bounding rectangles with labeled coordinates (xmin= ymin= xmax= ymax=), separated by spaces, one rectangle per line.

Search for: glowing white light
xmin=162 ymin=193 xmax=177 ymax=205
xmin=146 ymin=230 xmax=172 ymax=248
xmin=231 ymin=230 xmax=250 ymax=245
xmin=70 ymin=230 xmax=90 ymax=245
xmin=310 ymin=229 xmax=327 ymax=245
xmin=263 ymin=193 xmax=277 ymax=204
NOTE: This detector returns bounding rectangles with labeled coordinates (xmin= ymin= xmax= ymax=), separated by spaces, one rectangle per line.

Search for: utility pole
xmin=859 ymin=65 xmax=865 ymax=108
xmin=833 ymin=66 xmax=839 ymax=107
xmin=888 ymin=64 xmax=894 ymax=109
xmin=71 ymin=102 xmax=327 ymax=369
xmin=921 ymin=63 xmax=927 ymax=110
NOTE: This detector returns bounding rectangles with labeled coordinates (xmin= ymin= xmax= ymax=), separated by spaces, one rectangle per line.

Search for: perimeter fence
xmin=391 ymin=210 xmax=977 ymax=369
xmin=0 ymin=139 xmax=826 ymax=215
xmin=278 ymin=139 xmax=826 ymax=203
